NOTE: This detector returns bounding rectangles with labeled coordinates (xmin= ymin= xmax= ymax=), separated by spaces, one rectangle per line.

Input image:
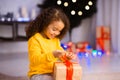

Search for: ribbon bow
xmin=61 ymin=55 xmax=73 ymax=80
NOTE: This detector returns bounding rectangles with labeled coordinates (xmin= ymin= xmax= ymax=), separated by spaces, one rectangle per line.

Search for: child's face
xmin=44 ymin=20 xmax=64 ymax=39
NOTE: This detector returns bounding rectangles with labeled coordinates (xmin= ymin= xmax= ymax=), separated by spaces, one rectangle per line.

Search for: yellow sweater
xmin=27 ymin=33 xmax=63 ymax=77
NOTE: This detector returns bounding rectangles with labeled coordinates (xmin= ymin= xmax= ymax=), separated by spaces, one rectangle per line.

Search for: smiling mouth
xmin=50 ymin=34 xmax=56 ymax=38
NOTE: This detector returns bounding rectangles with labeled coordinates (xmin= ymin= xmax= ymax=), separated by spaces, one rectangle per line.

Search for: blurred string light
xmin=97 ymin=50 xmax=103 ymax=56
xmin=38 ymin=0 xmax=97 ymax=37
xmin=57 ymin=0 xmax=62 ymax=5
xmin=61 ymin=43 xmax=68 ymax=50
xmin=57 ymin=0 xmax=93 ymax=15
xmin=60 ymin=42 xmax=104 ymax=60
xmin=78 ymin=11 xmax=83 ymax=16
xmin=88 ymin=1 xmax=93 ymax=6
xmin=72 ymin=0 xmax=77 ymax=3
xmin=92 ymin=50 xmax=97 ymax=56
xmin=85 ymin=5 xmax=90 ymax=10
xmin=85 ymin=52 xmax=89 ymax=57
xmin=71 ymin=10 xmax=76 ymax=15
xmin=64 ymin=2 xmax=68 ymax=7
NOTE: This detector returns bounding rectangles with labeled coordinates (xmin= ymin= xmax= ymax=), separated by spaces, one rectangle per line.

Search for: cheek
xmin=49 ymin=29 xmax=53 ymax=34
xmin=46 ymin=29 xmax=53 ymax=36
xmin=56 ymin=31 xmax=60 ymax=35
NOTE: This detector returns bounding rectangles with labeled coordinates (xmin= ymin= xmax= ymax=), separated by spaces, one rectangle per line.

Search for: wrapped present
xmin=53 ymin=62 xmax=82 ymax=80
xmin=66 ymin=42 xmax=76 ymax=53
xmin=96 ymin=26 xmax=111 ymax=52
xmin=76 ymin=42 xmax=92 ymax=53
xmin=76 ymin=42 xmax=89 ymax=49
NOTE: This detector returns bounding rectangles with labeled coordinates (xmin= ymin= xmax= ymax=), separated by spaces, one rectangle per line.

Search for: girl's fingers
xmin=66 ymin=52 xmax=74 ymax=59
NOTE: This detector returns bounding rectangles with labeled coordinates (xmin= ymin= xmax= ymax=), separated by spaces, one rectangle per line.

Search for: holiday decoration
xmin=96 ymin=26 xmax=111 ymax=54
xmin=37 ymin=0 xmax=97 ymax=33
xmin=76 ymin=42 xmax=92 ymax=53
xmin=54 ymin=62 xmax=82 ymax=80
xmin=61 ymin=41 xmax=105 ymax=59
xmin=53 ymin=50 xmax=82 ymax=80
xmin=67 ymin=42 xmax=76 ymax=53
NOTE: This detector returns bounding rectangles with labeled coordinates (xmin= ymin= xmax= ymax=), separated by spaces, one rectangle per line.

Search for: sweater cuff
xmin=46 ymin=53 xmax=57 ymax=62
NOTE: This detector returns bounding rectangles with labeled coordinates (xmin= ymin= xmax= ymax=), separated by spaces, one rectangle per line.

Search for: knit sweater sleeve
xmin=28 ymin=37 xmax=57 ymax=66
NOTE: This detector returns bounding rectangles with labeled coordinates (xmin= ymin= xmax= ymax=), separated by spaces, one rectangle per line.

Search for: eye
xmin=52 ymin=27 xmax=57 ymax=31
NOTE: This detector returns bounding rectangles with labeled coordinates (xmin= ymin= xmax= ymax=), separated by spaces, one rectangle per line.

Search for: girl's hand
xmin=53 ymin=50 xmax=66 ymax=58
xmin=65 ymin=52 xmax=76 ymax=60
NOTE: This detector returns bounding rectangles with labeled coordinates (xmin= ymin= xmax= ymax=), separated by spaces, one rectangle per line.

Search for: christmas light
xmin=71 ymin=10 xmax=76 ymax=15
xmin=92 ymin=50 xmax=97 ymax=56
xmin=61 ymin=43 xmax=68 ymax=50
xmin=64 ymin=2 xmax=68 ymax=7
xmin=78 ymin=11 xmax=83 ymax=16
xmin=39 ymin=0 xmax=97 ymax=32
xmin=72 ymin=0 xmax=77 ymax=3
xmin=97 ymin=51 xmax=103 ymax=56
xmin=85 ymin=52 xmax=89 ymax=57
xmin=7 ymin=18 xmax=11 ymax=21
xmin=85 ymin=5 xmax=90 ymax=10
xmin=57 ymin=0 xmax=62 ymax=5
xmin=88 ymin=1 xmax=93 ymax=6
xmin=1 ymin=17 xmax=5 ymax=21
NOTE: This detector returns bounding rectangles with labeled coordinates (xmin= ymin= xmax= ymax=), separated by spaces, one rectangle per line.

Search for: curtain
xmin=93 ymin=0 xmax=120 ymax=54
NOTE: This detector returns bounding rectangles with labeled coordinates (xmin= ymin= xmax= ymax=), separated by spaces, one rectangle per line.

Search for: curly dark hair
xmin=25 ymin=7 xmax=70 ymax=40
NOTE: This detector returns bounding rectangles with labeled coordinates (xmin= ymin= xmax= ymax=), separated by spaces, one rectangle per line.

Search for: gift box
xmin=66 ymin=42 xmax=76 ymax=53
xmin=76 ymin=42 xmax=92 ymax=53
xmin=96 ymin=26 xmax=111 ymax=52
xmin=53 ymin=62 xmax=82 ymax=80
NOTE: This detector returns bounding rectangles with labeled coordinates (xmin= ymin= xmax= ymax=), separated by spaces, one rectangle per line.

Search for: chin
xmin=50 ymin=36 xmax=55 ymax=39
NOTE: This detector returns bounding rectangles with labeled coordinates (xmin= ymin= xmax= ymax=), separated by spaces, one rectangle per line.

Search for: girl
xmin=26 ymin=7 xmax=75 ymax=80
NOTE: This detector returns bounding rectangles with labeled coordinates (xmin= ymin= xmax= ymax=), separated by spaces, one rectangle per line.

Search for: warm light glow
xmin=85 ymin=5 xmax=90 ymax=10
xmin=72 ymin=0 xmax=77 ymax=3
xmin=78 ymin=11 xmax=83 ymax=16
xmin=7 ymin=18 xmax=11 ymax=21
xmin=64 ymin=2 xmax=68 ymax=7
xmin=71 ymin=10 xmax=76 ymax=15
xmin=106 ymin=50 xmax=110 ymax=55
xmin=88 ymin=1 xmax=93 ymax=6
xmin=1 ymin=17 xmax=5 ymax=21
xmin=57 ymin=0 xmax=62 ymax=5
xmin=42 ymin=0 xmax=97 ymax=32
